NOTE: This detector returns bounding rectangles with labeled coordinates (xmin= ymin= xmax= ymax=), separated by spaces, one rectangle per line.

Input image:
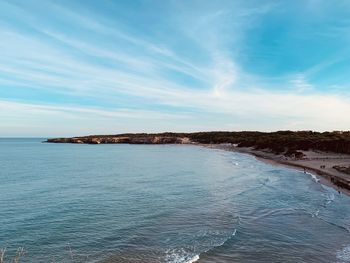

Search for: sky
xmin=1 ymin=0 xmax=350 ymax=137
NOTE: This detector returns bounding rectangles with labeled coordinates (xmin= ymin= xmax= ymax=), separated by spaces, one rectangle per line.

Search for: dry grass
xmin=0 ymin=247 xmax=25 ymax=263
xmin=0 ymin=246 xmax=89 ymax=263
xmin=0 ymin=248 xmax=6 ymax=263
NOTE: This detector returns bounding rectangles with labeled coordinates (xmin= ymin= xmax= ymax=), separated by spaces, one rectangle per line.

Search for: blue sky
xmin=1 ymin=0 xmax=350 ymax=136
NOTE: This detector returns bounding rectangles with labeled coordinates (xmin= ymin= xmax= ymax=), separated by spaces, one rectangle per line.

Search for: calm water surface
xmin=0 ymin=139 xmax=350 ymax=263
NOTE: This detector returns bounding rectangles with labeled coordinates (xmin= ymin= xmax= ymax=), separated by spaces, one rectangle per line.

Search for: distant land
xmin=46 ymin=131 xmax=350 ymax=192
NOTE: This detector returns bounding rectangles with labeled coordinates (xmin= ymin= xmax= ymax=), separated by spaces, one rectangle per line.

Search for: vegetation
xmin=0 ymin=248 xmax=25 ymax=263
xmin=187 ymin=131 xmax=350 ymax=154
xmin=47 ymin=131 xmax=350 ymax=155
xmin=0 ymin=246 xmax=86 ymax=263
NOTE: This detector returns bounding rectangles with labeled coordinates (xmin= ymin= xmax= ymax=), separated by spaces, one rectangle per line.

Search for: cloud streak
xmin=0 ymin=0 xmax=350 ymax=136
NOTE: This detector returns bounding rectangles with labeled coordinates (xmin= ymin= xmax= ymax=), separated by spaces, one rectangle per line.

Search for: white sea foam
xmin=307 ymin=172 xmax=320 ymax=183
xmin=186 ymin=228 xmax=239 ymax=263
xmin=232 ymin=229 xmax=237 ymax=236
xmin=165 ymin=248 xmax=200 ymax=263
xmin=312 ymin=209 xmax=320 ymax=217
xmin=185 ymin=255 xmax=200 ymax=263
xmin=325 ymin=192 xmax=335 ymax=204
xmin=335 ymin=245 xmax=350 ymax=263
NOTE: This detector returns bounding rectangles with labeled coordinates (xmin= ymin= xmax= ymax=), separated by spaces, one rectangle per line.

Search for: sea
xmin=0 ymin=138 xmax=350 ymax=263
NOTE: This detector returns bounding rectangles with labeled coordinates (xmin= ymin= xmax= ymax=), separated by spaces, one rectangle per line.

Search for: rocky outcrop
xmin=46 ymin=135 xmax=191 ymax=145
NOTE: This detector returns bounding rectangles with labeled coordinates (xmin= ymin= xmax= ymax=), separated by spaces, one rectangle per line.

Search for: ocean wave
xmin=201 ymin=228 xmax=238 ymax=258
xmin=185 ymin=255 xmax=200 ymax=263
xmin=323 ymin=192 xmax=335 ymax=205
xmin=236 ymin=179 xmax=274 ymax=196
xmin=166 ymin=228 xmax=238 ymax=263
xmin=232 ymin=228 xmax=237 ymax=236
xmin=335 ymin=244 xmax=350 ymax=263
xmin=306 ymin=171 xmax=320 ymax=183
xmin=165 ymin=248 xmax=199 ymax=263
xmin=313 ymin=216 xmax=350 ymax=234
xmin=260 ymin=177 xmax=270 ymax=185
xmin=311 ymin=209 xmax=320 ymax=217
xmin=250 ymin=208 xmax=306 ymax=221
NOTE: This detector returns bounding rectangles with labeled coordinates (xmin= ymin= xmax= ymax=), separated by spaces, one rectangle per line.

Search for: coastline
xmin=45 ymin=134 xmax=350 ymax=196
xmin=201 ymin=143 xmax=350 ymax=197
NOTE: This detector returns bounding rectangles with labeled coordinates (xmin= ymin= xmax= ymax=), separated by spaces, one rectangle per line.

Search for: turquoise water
xmin=0 ymin=138 xmax=350 ymax=263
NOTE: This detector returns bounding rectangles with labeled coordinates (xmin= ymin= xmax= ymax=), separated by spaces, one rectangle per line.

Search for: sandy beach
xmin=203 ymin=144 xmax=350 ymax=196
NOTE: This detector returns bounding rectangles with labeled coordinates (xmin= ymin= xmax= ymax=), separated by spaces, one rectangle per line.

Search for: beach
xmin=204 ymin=144 xmax=350 ymax=196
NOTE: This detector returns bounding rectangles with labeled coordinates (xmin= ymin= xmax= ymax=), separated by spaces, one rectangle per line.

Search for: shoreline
xmin=201 ymin=143 xmax=350 ymax=197
xmin=44 ymin=134 xmax=350 ymax=196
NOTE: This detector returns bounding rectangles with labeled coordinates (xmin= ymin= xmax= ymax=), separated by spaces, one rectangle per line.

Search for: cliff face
xmin=46 ymin=135 xmax=191 ymax=145
xmin=46 ymin=131 xmax=350 ymax=154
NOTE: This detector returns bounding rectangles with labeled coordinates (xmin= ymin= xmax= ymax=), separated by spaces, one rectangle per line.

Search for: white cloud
xmin=290 ymin=74 xmax=314 ymax=92
xmin=1 ymin=1 xmax=350 ymax=136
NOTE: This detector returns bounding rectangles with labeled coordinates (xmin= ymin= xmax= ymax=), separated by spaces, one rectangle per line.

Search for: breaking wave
xmin=165 ymin=248 xmax=199 ymax=263
xmin=336 ymin=245 xmax=350 ymax=263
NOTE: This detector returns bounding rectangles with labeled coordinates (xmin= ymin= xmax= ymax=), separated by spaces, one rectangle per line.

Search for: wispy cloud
xmin=1 ymin=0 xmax=350 ymax=136
xmin=290 ymin=74 xmax=314 ymax=93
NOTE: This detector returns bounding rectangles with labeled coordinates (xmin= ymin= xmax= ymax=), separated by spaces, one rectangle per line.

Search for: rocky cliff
xmin=46 ymin=135 xmax=191 ymax=144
